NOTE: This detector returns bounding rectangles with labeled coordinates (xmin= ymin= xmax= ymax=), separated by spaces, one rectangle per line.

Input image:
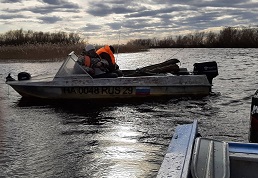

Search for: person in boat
xmin=78 ymin=44 xmax=118 ymax=78
xmin=96 ymin=45 xmax=123 ymax=77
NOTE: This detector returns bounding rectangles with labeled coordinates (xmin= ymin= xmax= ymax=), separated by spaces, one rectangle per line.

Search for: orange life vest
xmin=96 ymin=45 xmax=115 ymax=65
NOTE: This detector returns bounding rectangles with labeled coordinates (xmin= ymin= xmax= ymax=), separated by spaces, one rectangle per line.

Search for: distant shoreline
xmin=0 ymin=43 xmax=148 ymax=62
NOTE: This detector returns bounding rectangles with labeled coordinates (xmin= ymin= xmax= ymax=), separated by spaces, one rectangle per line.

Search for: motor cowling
xmin=18 ymin=72 xmax=31 ymax=81
xmin=249 ymin=90 xmax=258 ymax=143
xmin=193 ymin=61 xmax=218 ymax=85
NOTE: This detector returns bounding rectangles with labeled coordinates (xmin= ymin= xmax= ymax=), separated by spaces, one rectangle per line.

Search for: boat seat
xmin=228 ymin=142 xmax=258 ymax=178
xmin=191 ymin=137 xmax=230 ymax=178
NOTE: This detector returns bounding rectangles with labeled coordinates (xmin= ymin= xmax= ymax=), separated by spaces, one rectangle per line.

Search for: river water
xmin=0 ymin=48 xmax=257 ymax=178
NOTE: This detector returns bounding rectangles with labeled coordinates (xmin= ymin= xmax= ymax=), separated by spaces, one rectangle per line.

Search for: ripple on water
xmin=1 ymin=48 xmax=258 ymax=177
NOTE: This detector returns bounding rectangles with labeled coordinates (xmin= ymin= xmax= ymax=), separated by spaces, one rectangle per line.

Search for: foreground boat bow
xmin=157 ymin=120 xmax=258 ymax=178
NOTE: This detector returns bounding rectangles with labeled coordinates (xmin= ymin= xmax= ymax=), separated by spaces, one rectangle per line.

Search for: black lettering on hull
xmin=62 ymin=87 xmax=134 ymax=95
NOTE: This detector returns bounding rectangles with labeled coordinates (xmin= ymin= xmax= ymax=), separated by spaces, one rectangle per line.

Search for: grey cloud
xmin=205 ymin=0 xmax=249 ymax=7
xmin=1 ymin=0 xmax=21 ymax=3
xmin=30 ymin=5 xmax=80 ymax=14
xmin=154 ymin=0 xmax=248 ymax=7
xmin=122 ymin=19 xmax=154 ymax=29
xmin=122 ymin=1 xmax=258 ymax=33
xmin=107 ymin=22 xmax=123 ymax=30
xmin=107 ymin=0 xmax=131 ymax=5
xmin=29 ymin=7 xmax=78 ymax=14
xmin=1 ymin=0 xmax=258 ymax=43
xmin=81 ymin=24 xmax=102 ymax=31
xmin=126 ymin=10 xmax=158 ymax=18
xmin=40 ymin=0 xmax=80 ymax=9
xmin=174 ymin=13 xmax=234 ymax=30
xmin=229 ymin=10 xmax=257 ymax=19
xmin=0 ymin=14 xmax=26 ymax=19
xmin=41 ymin=0 xmax=64 ymax=5
xmin=125 ymin=6 xmax=193 ymax=18
xmin=38 ymin=16 xmax=62 ymax=24
xmin=187 ymin=14 xmax=218 ymax=24
xmin=2 ymin=1 xmax=80 ymax=14
xmin=86 ymin=2 xmax=147 ymax=17
xmin=87 ymin=3 xmax=111 ymax=16
xmin=87 ymin=5 xmax=137 ymax=17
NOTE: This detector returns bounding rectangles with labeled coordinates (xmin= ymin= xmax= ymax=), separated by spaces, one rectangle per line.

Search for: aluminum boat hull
xmin=7 ymin=75 xmax=211 ymax=99
xmin=6 ymin=51 xmax=217 ymax=100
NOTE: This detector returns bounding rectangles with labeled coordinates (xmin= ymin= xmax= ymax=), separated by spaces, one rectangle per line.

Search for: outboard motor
xmin=193 ymin=61 xmax=218 ymax=84
xmin=249 ymin=90 xmax=258 ymax=143
xmin=18 ymin=72 xmax=31 ymax=81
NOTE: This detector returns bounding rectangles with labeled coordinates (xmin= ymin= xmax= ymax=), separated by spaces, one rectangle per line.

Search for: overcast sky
xmin=0 ymin=0 xmax=258 ymax=44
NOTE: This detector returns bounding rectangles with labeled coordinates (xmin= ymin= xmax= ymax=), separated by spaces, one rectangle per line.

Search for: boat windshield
xmin=54 ymin=51 xmax=92 ymax=78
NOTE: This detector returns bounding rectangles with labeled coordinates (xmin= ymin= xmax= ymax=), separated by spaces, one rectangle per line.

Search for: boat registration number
xmin=62 ymin=86 xmax=134 ymax=95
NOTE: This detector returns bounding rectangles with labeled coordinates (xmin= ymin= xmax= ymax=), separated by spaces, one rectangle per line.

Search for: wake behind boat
xmin=6 ymin=51 xmax=218 ymax=100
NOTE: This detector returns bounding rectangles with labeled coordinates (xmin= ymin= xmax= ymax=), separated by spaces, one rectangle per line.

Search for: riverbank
xmin=0 ymin=43 xmax=148 ymax=62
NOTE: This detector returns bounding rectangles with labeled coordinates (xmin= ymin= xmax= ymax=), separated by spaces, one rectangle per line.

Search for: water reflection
xmin=2 ymin=48 xmax=257 ymax=177
xmin=11 ymin=97 xmax=172 ymax=177
xmin=0 ymin=99 xmax=228 ymax=176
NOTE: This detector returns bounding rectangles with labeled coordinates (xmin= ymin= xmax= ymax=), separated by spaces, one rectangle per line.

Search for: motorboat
xmin=6 ymin=51 xmax=218 ymax=100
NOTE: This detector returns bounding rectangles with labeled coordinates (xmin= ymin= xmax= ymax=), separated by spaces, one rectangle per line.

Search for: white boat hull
xmin=7 ymin=75 xmax=211 ymax=99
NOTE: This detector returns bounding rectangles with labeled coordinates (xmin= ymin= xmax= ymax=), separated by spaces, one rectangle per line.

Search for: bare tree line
xmin=1 ymin=27 xmax=258 ymax=48
xmin=0 ymin=29 xmax=81 ymax=46
xmin=127 ymin=27 xmax=258 ymax=48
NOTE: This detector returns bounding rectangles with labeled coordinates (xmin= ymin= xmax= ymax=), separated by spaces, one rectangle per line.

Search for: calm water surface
xmin=0 ymin=48 xmax=258 ymax=177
